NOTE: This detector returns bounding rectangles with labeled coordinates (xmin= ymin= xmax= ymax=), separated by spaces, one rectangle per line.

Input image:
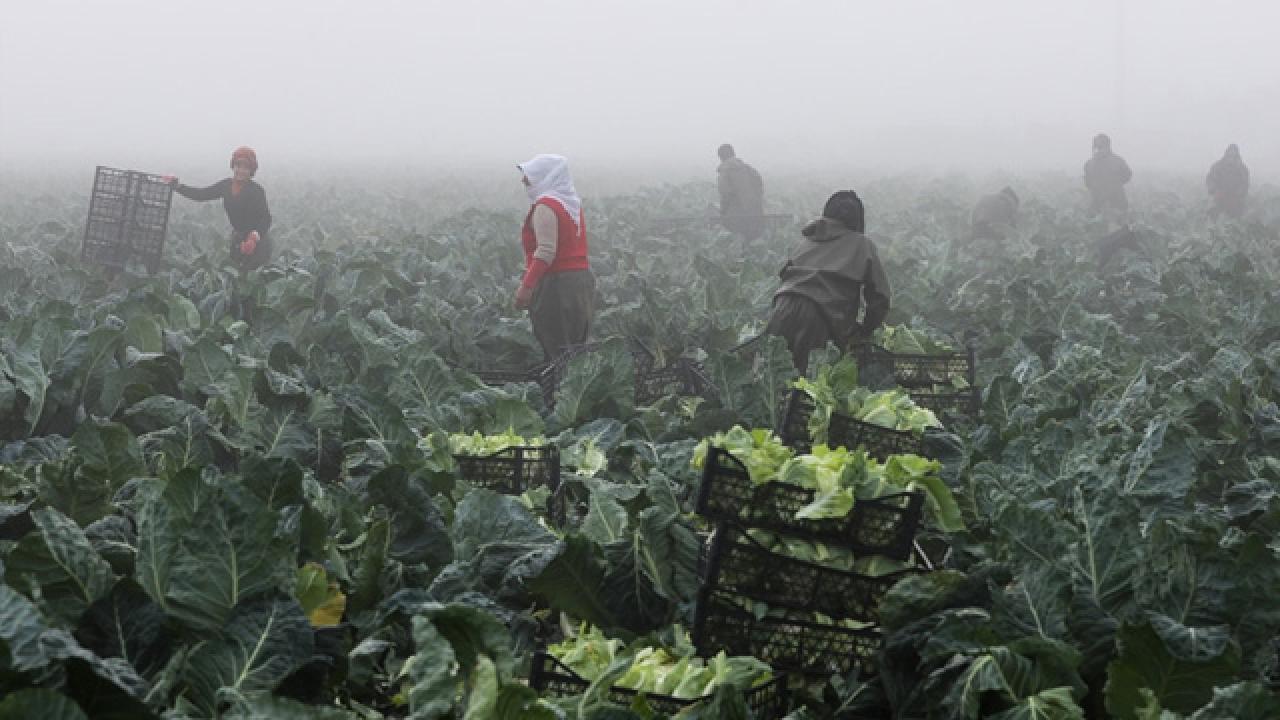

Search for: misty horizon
xmin=3 ymin=1 xmax=1279 ymax=183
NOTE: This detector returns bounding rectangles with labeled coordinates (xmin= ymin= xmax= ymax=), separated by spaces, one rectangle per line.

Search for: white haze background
xmin=2 ymin=0 xmax=1278 ymax=187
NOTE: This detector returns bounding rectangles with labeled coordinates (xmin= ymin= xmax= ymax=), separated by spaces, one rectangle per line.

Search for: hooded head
xmin=1092 ymin=133 xmax=1112 ymax=154
xmin=517 ymin=154 xmax=582 ymax=227
xmin=821 ymin=190 xmax=865 ymax=233
xmin=1001 ymin=186 xmax=1020 ymax=208
xmin=1225 ymin=144 xmax=1241 ymax=161
xmin=717 ymin=144 xmax=736 ymax=161
xmin=230 ymin=146 xmax=258 ymax=176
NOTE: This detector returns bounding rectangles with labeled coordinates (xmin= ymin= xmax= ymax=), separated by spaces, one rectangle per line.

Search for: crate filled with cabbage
xmin=692 ymin=426 xmax=962 ymax=560
xmin=533 ymin=624 xmax=788 ymax=716
xmin=780 ymin=356 xmax=942 ymax=458
xmin=429 ymin=430 xmax=561 ymax=497
xmin=853 ymin=325 xmax=980 ymax=422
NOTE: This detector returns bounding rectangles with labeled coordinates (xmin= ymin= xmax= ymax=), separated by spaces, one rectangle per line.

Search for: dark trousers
xmin=530 ymin=269 xmax=596 ymax=362
xmin=764 ymin=293 xmax=834 ymax=374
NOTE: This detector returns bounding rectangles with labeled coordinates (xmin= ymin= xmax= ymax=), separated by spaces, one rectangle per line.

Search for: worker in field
xmin=1084 ymin=133 xmax=1133 ymax=219
xmin=514 ymin=154 xmax=595 ymax=362
xmin=717 ymin=144 xmax=765 ymax=241
xmin=1206 ymin=144 xmax=1249 ymax=219
xmin=166 ymin=146 xmax=273 ymax=272
xmin=971 ymin=186 xmax=1020 ymax=241
xmin=764 ymin=190 xmax=890 ymax=373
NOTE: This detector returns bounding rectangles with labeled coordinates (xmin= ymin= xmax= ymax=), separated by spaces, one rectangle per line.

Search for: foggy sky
xmin=3 ymin=0 xmax=1279 ymax=182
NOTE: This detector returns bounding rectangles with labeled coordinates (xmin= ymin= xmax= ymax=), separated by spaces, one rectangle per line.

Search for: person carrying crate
xmin=764 ymin=190 xmax=891 ymax=373
xmin=166 ymin=146 xmax=273 ymax=272
xmin=514 ymin=154 xmax=595 ymax=362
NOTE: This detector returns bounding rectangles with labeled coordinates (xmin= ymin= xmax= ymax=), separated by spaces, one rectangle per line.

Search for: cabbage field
xmin=1 ymin=173 xmax=1279 ymax=719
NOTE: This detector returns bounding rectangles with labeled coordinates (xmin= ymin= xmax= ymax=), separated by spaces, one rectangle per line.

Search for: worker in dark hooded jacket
xmin=717 ymin=144 xmax=765 ymax=241
xmin=971 ymin=186 xmax=1020 ymax=240
xmin=1206 ymin=144 xmax=1249 ymax=218
xmin=1084 ymin=133 xmax=1133 ymax=217
xmin=764 ymin=191 xmax=890 ymax=373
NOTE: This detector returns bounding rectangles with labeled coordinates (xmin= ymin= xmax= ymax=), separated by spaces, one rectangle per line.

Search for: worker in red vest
xmin=514 ymin=154 xmax=595 ymax=362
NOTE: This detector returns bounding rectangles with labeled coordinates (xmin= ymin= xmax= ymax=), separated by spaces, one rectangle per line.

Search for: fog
xmin=3 ymin=0 xmax=1279 ymax=184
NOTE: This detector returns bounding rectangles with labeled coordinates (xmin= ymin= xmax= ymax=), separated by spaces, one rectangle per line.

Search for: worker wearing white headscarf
xmin=515 ymin=154 xmax=595 ymax=362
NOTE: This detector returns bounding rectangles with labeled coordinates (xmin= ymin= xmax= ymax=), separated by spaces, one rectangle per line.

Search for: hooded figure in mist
xmin=1206 ymin=144 xmax=1249 ymax=218
xmin=1084 ymin=133 xmax=1133 ymax=217
xmin=971 ymin=186 xmax=1020 ymax=241
xmin=717 ymin=144 xmax=765 ymax=241
xmin=764 ymin=191 xmax=891 ymax=373
xmin=514 ymin=154 xmax=595 ymax=362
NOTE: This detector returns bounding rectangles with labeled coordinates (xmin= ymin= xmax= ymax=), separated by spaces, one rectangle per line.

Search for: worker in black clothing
xmin=167 ymin=146 xmax=273 ymax=272
xmin=764 ymin=191 xmax=891 ymax=373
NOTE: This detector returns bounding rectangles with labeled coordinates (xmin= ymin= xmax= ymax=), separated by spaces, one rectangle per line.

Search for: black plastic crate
xmin=452 ymin=445 xmax=559 ymax=495
xmin=693 ymin=592 xmax=882 ymax=678
xmin=635 ymin=358 xmax=719 ymax=406
xmin=702 ymin=526 xmax=916 ymax=624
xmin=82 ymin=166 xmax=173 ymax=273
xmin=695 ymin=447 xmax=923 ymax=562
xmin=472 ymin=368 xmax=542 ymax=386
xmin=909 ymin=389 xmax=981 ymax=425
xmin=853 ymin=343 xmax=975 ymax=390
xmin=530 ymin=651 xmax=789 ymax=717
xmin=776 ymin=389 xmax=925 ymax=459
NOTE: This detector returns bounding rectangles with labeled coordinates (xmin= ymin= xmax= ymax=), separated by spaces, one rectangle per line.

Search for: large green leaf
xmin=0 ymin=582 xmax=53 ymax=672
xmin=4 ymin=507 xmax=115 ymax=624
xmin=135 ymin=471 xmax=297 ymax=632
xmin=181 ymin=599 xmax=314 ymax=714
xmin=368 ymin=465 xmax=454 ymax=567
xmin=988 ymin=687 xmax=1086 ymax=720
xmin=75 ymin=578 xmax=172 ymax=679
xmin=549 ymin=339 xmax=637 ymax=431
xmin=1105 ymin=616 xmax=1241 ymax=719
xmin=1188 ymin=682 xmax=1280 ymax=719
xmin=528 ymin=535 xmax=620 ymax=632
xmin=7 ymin=344 xmax=50 ymax=436
xmin=0 ymin=689 xmax=88 ymax=720
xmin=408 ymin=615 xmax=459 ymax=719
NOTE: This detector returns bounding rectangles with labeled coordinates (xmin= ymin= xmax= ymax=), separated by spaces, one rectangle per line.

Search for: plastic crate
xmin=635 ymin=358 xmax=719 ymax=406
xmin=702 ymin=526 xmax=916 ymax=624
xmin=529 ymin=651 xmax=789 ymax=717
xmin=909 ymin=389 xmax=981 ymax=425
xmin=82 ymin=166 xmax=173 ymax=272
xmin=452 ymin=445 xmax=559 ymax=495
xmin=694 ymin=447 xmax=924 ymax=562
xmin=853 ymin=343 xmax=975 ymax=390
xmin=693 ymin=592 xmax=881 ymax=678
xmin=776 ymin=389 xmax=925 ymax=459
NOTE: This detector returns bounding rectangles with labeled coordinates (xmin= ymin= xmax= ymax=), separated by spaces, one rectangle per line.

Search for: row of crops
xmin=1 ymin=176 xmax=1279 ymax=718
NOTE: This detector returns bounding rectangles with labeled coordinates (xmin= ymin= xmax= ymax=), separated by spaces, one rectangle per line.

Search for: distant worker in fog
xmin=1084 ymin=133 xmax=1132 ymax=218
xmin=765 ymin=191 xmax=890 ymax=373
xmin=514 ymin=154 xmax=595 ymax=362
xmin=167 ymin=146 xmax=273 ymax=272
xmin=717 ymin=144 xmax=765 ymax=241
xmin=971 ymin=186 xmax=1020 ymax=240
xmin=1206 ymin=144 xmax=1249 ymax=219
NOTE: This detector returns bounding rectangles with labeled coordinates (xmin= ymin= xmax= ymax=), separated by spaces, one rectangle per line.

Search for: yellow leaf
xmin=309 ymin=585 xmax=347 ymax=627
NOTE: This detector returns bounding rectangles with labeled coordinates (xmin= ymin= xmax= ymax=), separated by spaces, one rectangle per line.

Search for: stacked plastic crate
xmin=853 ymin=343 xmax=980 ymax=425
xmin=691 ymin=446 xmax=926 ymax=679
xmin=82 ymin=166 xmax=173 ymax=274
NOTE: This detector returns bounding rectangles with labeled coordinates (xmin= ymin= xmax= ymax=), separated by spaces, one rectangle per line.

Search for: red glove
xmin=240 ymin=231 xmax=259 ymax=256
